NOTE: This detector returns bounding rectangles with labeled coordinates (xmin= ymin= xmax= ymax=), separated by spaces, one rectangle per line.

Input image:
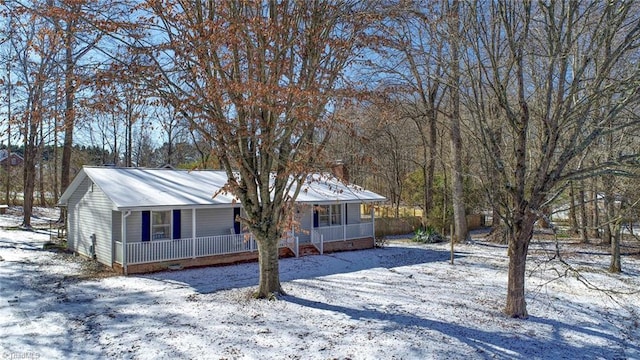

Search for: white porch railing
xmin=309 ymin=222 xmax=374 ymax=254
xmin=115 ymin=233 xmax=301 ymax=265
xmin=311 ymin=222 xmax=374 ymax=243
xmin=278 ymin=235 xmax=299 ymax=257
xmin=312 ymin=225 xmax=344 ymax=242
xmin=114 ymin=222 xmax=373 ymax=265
xmin=116 ymin=234 xmax=254 ymax=265
xmin=345 ymin=222 xmax=374 ymax=240
xmin=311 ymin=232 xmax=323 ymax=254
xmin=195 ymin=234 xmax=257 ymax=257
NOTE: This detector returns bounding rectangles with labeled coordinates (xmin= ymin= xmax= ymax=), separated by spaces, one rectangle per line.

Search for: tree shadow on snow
xmin=141 ymin=245 xmax=460 ymax=294
xmin=283 ymin=294 xmax=636 ymax=359
xmin=0 ymin=256 xmax=197 ymax=360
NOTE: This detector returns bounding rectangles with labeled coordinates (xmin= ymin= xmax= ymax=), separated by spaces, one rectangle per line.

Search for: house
xmin=58 ymin=167 xmax=385 ymax=274
xmin=0 ymin=150 xmax=24 ymax=168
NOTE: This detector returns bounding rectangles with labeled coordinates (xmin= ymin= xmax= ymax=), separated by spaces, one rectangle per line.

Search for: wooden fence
xmin=374 ymin=214 xmax=486 ymax=238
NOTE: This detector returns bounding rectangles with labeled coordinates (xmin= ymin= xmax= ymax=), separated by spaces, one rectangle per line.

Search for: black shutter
xmin=233 ymin=207 xmax=241 ymax=234
xmin=313 ymin=205 xmax=319 ymax=228
xmin=141 ymin=211 xmax=151 ymax=242
xmin=344 ymin=204 xmax=348 ymax=225
xmin=173 ymin=210 xmax=181 ymax=239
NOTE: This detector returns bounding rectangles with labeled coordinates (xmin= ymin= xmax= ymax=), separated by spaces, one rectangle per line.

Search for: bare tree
xmin=131 ymin=1 xmax=373 ymax=297
xmin=446 ymin=0 xmax=469 ymax=243
xmin=371 ymin=2 xmax=446 ymax=225
xmin=7 ymin=3 xmax=61 ymax=227
xmin=465 ymin=1 xmax=640 ymax=317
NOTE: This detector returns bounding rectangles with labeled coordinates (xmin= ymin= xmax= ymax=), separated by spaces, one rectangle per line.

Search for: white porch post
xmin=371 ymin=205 xmax=375 ymax=238
xmin=342 ymin=203 xmax=347 ymax=240
xmin=122 ymin=210 xmax=131 ymax=275
xmin=192 ymin=208 xmax=196 ymax=258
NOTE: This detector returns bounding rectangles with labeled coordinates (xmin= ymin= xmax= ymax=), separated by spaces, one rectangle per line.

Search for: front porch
xmin=113 ymin=221 xmax=375 ymax=274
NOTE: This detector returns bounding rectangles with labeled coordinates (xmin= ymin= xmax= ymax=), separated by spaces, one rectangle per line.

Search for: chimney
xmin=331 ymin=160 xmax=349 ymax=182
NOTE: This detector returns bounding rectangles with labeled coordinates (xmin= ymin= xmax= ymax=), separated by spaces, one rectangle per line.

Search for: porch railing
xmin=311 ymin=222 xmax=373 ymax=243
xmin=345 ymin=222 xmax=374 ymax=240
xmin=195 ymin=234 xmax=256 ymax=257
xmin=278 ymin=235 xmax=299 ymax=257
xmin=311 ymin=232 xmax=323 ymax=254
xmin=115 ymin=234 xmax=253 ymax=265
xmin=115 ymin=222 xmax=373 ymax=265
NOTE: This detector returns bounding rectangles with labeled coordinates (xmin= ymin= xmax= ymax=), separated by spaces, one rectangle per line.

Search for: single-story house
xmin=58 ymin=167 xmax=385 ymax=274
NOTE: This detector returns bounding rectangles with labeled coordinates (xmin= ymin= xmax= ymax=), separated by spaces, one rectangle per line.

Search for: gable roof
xmin=58 ymin=167 xmax=385 ymax=210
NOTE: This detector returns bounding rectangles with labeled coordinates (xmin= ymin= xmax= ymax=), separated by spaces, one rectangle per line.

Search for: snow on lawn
xmin=1 ymin=226 xmax=639 ymax=359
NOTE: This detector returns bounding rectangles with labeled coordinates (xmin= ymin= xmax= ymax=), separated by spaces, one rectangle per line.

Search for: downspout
xmin=122 ymin=210 xmax=131 ymax=275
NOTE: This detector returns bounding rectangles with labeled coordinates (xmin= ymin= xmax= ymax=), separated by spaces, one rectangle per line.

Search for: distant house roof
xmin=58 ymin=166 xmax=385 ymax=210
xmin=0 ymin=151 xmax=24 ymax=166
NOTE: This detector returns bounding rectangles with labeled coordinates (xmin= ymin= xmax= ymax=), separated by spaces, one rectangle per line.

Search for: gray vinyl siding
xmin=346 ymin=203 xmax=361 ymax=225
xmin=196 ymin=208 xmax=233 ymax=236
xmin=112 ymin=211 xmax=122 ymax=242
xmin=67 ymin=177 xmax=114 ymax=266
xmin=125 ymin=208 xmax=231 ymax=242
xmin=125 ymin=211 xmax=142 ymax=242
xmin=297 ymin=207 xmax=313 ymax=243
xmin=180 ymin=209 xmax=193 ymax=239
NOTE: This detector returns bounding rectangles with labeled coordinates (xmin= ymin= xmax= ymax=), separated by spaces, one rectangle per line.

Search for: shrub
xmin=412 ymin=226 xmax=445 ymax=243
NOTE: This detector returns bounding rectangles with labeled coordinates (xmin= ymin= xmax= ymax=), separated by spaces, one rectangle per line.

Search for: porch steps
xmin=298 ymin=243 xmax=321 ymax=257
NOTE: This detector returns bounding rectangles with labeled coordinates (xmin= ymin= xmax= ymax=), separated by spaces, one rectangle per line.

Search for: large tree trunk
xmin=578 ymin=183 xmax=589 ymax=243
xmin=255 ymin=235 xmax=283 ymax=298
xmin=589 ymin=183 xmax=601 ymax=239
xmin=60 ymin=26 xmax=75 ymax=193
xmin=448 ymin=0 xmax=468 ymax=243
xmin=426 ymin=115 xmax=437 ymax=222
xmin=5 ymin=61 xmax=11 ymax=205
xmin=505 ymin=212 xmax=535 ymax=318
xmin=609 ymin=223 xmax=622 ymax=273
xmin=22 ymin=120 xmax=39 ymax=229
xmin=568 ymin=181 xmax=579 ymax=235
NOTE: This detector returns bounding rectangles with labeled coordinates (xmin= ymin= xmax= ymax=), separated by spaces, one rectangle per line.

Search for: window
xmin=317 ymin=204 xmax=342 ymax=227
xmin=330 ymin=204 xmax=342 ymax=226
xmin=152 ymin=211 xmax=171 ymax=240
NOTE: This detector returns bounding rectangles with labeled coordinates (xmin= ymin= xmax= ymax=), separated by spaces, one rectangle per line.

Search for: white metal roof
xmin=58 ymin=167 xmax=385 ymax=210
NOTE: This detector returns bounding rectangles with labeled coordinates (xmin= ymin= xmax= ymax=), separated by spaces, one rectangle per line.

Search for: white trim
xmin=342 ymin=203 xmax=346 ymax=240
xmin=192 ymin=208 xmax=196 ymax=258
xmin=122 ymin=210 xmax=132 ymax=275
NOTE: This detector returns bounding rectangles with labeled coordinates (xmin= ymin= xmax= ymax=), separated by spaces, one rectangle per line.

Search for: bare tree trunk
xmin=427 ymin=114 xmax=437 ymax=221
xmin=256 ymin=236 xmax=283 ymax=298
xmin=38 ymin=115 xmax=46 ymax=206
xmin=23 ymin=115 xmax=39 ymax=229
xmin=505 ymin=212 xmax=535 ymax=318
xmin=568 ymin=181 xmax=579 ymax=235
xmin=53 ymin=109 xmax=59 ymax=203
xmin=609 ymin=222 xmax=622 ymax=273
xmin=60 ymin=25 xmax=75 ymax=193
xmin=126 ymin=101 xmax=133 ymax=167
xmin=603 ymin=188 xmax=613 ymax=246
xmin=5 ymin=58 xmax=11 ymax=205
xmin=578 ymin=183 xmax=589 ymax=243
xmin=589 ymin=181 xmax=601 ymax=239
xmin=448 ymin=0 xmax=468 ymax=243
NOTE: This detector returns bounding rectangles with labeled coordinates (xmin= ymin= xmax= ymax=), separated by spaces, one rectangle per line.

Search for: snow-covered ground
xmin=1 ymin=215 xmax=639 ymax=359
